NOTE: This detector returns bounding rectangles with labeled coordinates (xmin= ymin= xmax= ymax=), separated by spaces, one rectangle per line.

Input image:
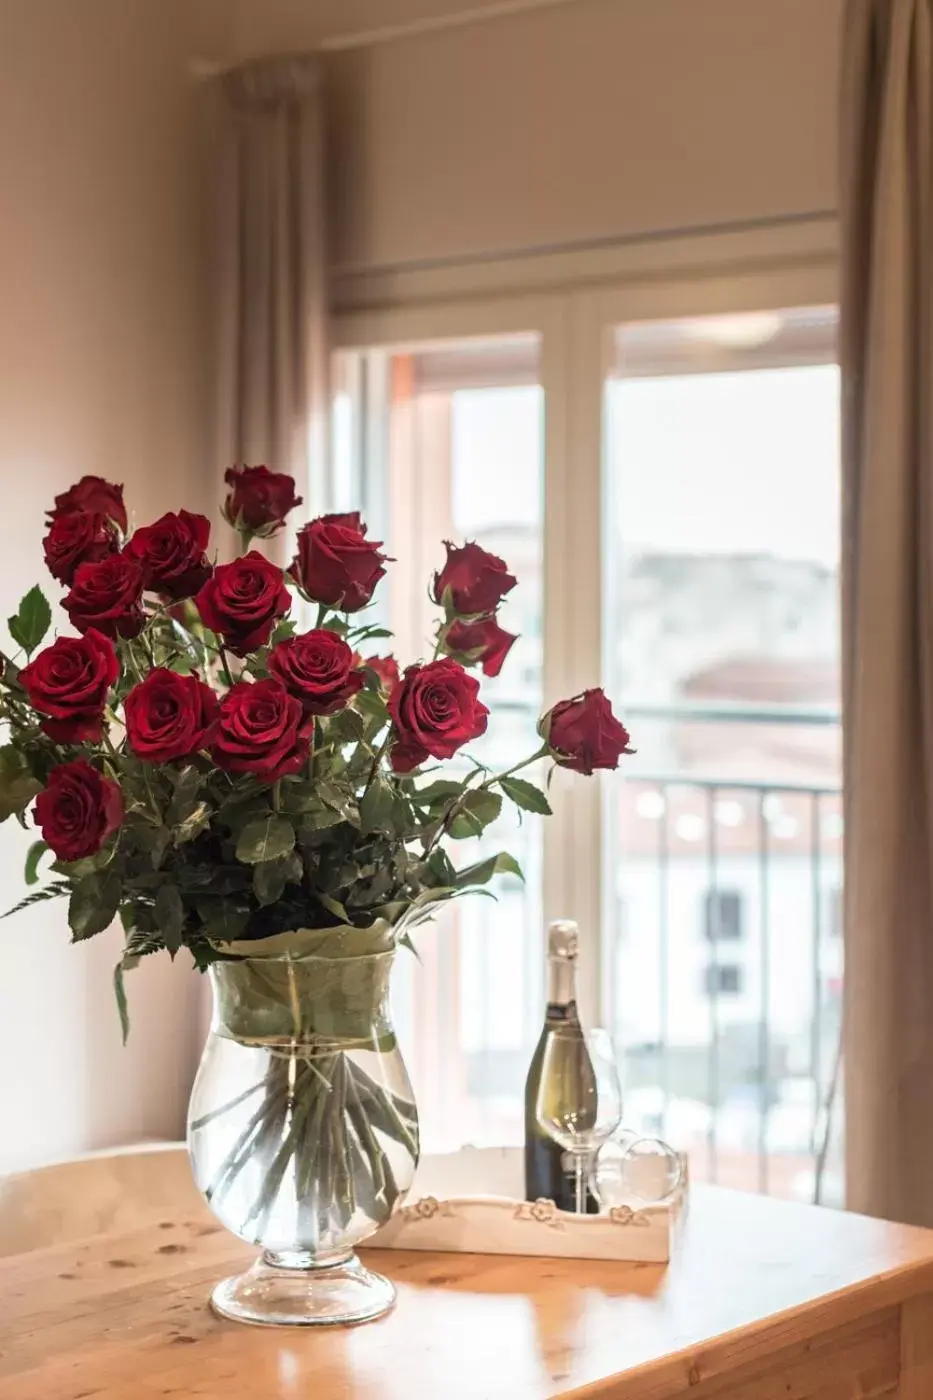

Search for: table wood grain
xmin=3 ymin=1186 xmax=933 ymax=1399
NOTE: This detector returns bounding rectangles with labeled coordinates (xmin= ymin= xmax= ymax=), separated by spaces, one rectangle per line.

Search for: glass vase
xmin=187 ymin=942 xmax=418 ymax=1327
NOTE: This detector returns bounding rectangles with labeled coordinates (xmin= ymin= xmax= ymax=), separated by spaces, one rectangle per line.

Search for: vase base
xmin=211 ymin=1252 xmax=395 ymax=1328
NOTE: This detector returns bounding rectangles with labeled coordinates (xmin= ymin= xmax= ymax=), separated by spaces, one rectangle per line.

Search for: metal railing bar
xmin=809 ymin=792 xmax=824 ymax=1197
xmin=758 ymin=792 xmax=771 ymax=1196
xmin=626 ymin=773 xmax=840 ymax=798
xmin=658 ymin=782 xmax=671 ymax=1135
xmin=706 ymin=785 xmax=720 ymax=1185
xmin=618 ymin=701 xmax=841 ymax=727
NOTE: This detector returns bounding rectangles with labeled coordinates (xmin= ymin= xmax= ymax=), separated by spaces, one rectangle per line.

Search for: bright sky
xmin=451 ymin=365 xmax=841 ymax=567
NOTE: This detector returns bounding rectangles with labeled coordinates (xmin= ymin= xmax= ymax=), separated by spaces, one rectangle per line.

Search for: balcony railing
xmin=609 ymin=701 xmax=842 ymax=1205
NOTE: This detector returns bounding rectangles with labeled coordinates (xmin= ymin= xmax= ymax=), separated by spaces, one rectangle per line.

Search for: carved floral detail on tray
xmin=514 ymin=1199 xmax=563 ymax=1228
xmin=398 ymin=1195 xmax=455 ymax=1223
xmin=608 ymin=1205 xmax=652 ymax=1227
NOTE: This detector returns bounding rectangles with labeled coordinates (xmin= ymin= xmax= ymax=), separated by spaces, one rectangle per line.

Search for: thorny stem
xmin=217 ymin=645 xmax=235 ymax=689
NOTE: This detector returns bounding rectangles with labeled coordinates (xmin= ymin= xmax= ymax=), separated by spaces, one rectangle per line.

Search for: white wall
xmin=0 ymin=0 xmax=208 ymax=1169
xmin=192 ymin=0 xmax=843 ymax=273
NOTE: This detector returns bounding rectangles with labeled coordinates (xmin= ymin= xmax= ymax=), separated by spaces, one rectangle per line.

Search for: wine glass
xmin=535 ymin=1026 xmax=623 ymax=1214
xmin=590 ymin=1133 xmax=684 ymax=1208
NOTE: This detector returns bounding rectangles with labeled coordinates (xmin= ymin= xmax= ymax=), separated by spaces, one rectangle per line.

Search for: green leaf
xmin=359 ymin=779 xmax=396 ymax=836
xmin=173 ymin=802 xmax=210 ymax=845
xmin=270 ymin=619 xmax=298 ymax=645
xmin=499 ymin=775 xmax=552 ymax=816
xmin=355 ymin=689 xmax=389 ymax=722
xmin=69 ymin=872 xmax=122 ymax=940
xmin=8 ymin=585 xmax=51 ymax=656
xmin=253 ymin=852 xmax=303 ymax=906
xmin=154 ymin=884 xmax=185 ymax=954
xmin=195 ymin=897 xmax=249 ymax=941
xmin=167 ymin=766 xmax=203 ymax=825
xmin=128 ymin=822 xmax=172 ymax=868
xmin=448 ymin=788 xmax=502 ymax=839
xmin=113 ymin=962 xmax=130 ymax=1045
xmin=412 ymin=779 xmax=465 ymax=807
xmin=327 ymin=708 xmax=365 ymax=744
xmin=0 ymin=746 xmax=41 ymax=823
xmin=24 ymin=840 xmax=49 ymax=886
xmin=235 ymin=814 xmax=295 ymax=865
xmin=2 ymin=882 xmax=69 ymax=919
xmin=398 ymin=931 xmax=422 ymax=962
xmin=454 ymin=851 xmax=524 ymax=888
xmin=316 ymin=891 xmax=349 ymax=922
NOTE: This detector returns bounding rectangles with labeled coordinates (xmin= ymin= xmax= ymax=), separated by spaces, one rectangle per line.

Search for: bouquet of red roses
xmin=2 ymin=466 xmax=631 ymax=1019
xmin=1 ymin=466 xmax=634 ymax=1243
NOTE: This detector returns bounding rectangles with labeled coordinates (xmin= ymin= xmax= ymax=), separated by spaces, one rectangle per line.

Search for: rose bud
xmin=539 ymin=688 xmax=634 ymax=776
xmin=20 ymin=630 xmax=119 ymax=744
xmin=431 ymin=540 xmax=516 ymax=618
xmin=42 ymin=512 xmax=117 ymax=585
xmin=195 ymin=551 xmax=290 ymax=657
xmin=124 ymin=668 xmax=219 ymax=763
xmin=124 ymin=510 xmax=212 ymax=601
xmin=290 ymin=512 xmax=387 ymax=612
xmin=444 ymin=616 xmax=517 ymax=678
xmin=63 ymin=554 xmax=146 ymax=639
xmin=212 ymin=679 xmax=313 ymax=780
xmin=48 ymin=476 xmax=127 ymax=533
xmin=268 ymin=630 xmax=364 ymax=715
xmin=360 ymin=654 xmax=400 ymax=694
xmin=34 ymin=759 xmax=124 ymax=862
xmin=388 ymin=658 xmax=489 ymax=773
xmin=222 ymin=464 xmax=303 ymax=537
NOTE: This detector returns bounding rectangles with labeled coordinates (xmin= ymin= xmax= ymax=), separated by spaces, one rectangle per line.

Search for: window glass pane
xmin=332 ymin=337 xmax=544 ymax=1151
xmin=604 ymin=308 xmax=843 ymax=1204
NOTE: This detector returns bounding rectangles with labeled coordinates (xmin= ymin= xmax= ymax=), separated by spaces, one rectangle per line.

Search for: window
xmin=703 ymin=964 xmax=743 ymax=996
xmin=704 ymin=890 xmax=744 ymax=943
xmin=332 ymin=269 xmax=843 ymax=1203
xmin=332 ymin=336 xmax=544 ymax=1151
xmin=604 ymin=306 xmax=842 ymax=1197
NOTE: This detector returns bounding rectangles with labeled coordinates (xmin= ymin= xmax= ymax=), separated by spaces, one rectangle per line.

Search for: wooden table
xmin=4 ymin=1186 xmax=933 ymax=1399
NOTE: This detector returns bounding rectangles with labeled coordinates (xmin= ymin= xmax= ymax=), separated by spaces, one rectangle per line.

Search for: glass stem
xmin=574 ymin=1153 xmax=586 ymax=1214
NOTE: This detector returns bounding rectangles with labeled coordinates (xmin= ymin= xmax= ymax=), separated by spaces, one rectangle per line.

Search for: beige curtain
xmin=841 ymin=0 xmax=933 ymax=1225
xmin=212 ymin=55 xmax=328 ymax=547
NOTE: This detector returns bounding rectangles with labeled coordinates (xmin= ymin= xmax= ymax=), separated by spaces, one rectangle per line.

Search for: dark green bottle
xmin=523 ymin=919 xmax=599 ymax=1213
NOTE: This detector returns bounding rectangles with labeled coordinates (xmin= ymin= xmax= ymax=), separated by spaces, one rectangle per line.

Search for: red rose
xmin=223 ymin=464 xmax=302 ymax=536
xmin=20 ymin=630 xmax=119 ymax=744
xmin=63 ymin=554 xmax=145 ymax=639
xmin=124 ymin=510 xmax=212 ymax=601
xmin=212 ymin=679 xmax=313 ymax=780
xmin=195 ymin=551 xmax=290 ymax=657
xmin=268 ymin=630 xmax=364 ymax=715
xmin=432 ymin=541 xmax=516 ymax=617
xmin=34 ymin=759 xmax=124 ymax=862
xmin=124 ymin=668 xmax=219 ymax=763
xmin=388 ymin=658 xmax=489 ymax=773
xmin=361 ymin=654 xmax=400 ymax=694
xmin=48 ymin=476 xmax=127 ymax=533
xmin=444 ymin=616 xmax=517 ymax=678
xmin=540 ymin=688 xmax=634 ymax=775
xmin=42 ymin=512 xmax=117 ymax=585
xmin=290 ymin=512 xmax=387 ymax=612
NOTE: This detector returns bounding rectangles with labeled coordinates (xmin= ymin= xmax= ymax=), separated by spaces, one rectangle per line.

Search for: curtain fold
xmin=841 ymin=0 xmax=933 ymax=1225
xmin=212 ymin=55 xmax=328 ymax=550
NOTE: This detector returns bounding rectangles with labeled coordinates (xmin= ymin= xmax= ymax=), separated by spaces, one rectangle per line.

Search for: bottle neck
xmin=546 ymin=955 xmax=578 ymax=1012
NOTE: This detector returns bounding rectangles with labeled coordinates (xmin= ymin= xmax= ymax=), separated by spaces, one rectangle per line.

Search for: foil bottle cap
xmin=547 ymin=919 xmax=579 ymax=961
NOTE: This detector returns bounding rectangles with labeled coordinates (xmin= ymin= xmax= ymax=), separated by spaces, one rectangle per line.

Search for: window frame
xmin=332 ymin=244 xmax=839 ymax=1026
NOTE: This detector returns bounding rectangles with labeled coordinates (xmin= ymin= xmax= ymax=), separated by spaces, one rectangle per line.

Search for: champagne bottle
xmin=523 ymin=919 xmax=599 ymax=1212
